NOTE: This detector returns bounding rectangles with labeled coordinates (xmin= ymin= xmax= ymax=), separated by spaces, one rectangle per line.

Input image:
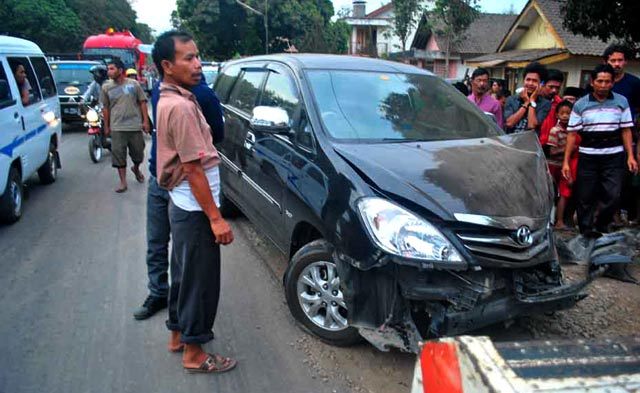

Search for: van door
xmin=7 ymin=57 xmax=44 ymax=177
xmin=30 ymin=56 xmax=60 ymax=158
xmin=0 ymin=59 xmax=20 ymax=192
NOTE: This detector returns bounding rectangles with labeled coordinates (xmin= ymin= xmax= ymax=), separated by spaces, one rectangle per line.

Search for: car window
xmin=261 ymin=69 xmax=300 ymax=121
xmin=7 ymin=57 xmax=42 ymax=106
xmin=295 ymin=114 xmax=315 ymax=151
xmin=228 ymin=69 xmax=266 ymax=114
xmin=30 ymin=57 xmax=57 ymax=99
xmin=0 ymin=62 xmax=16 ymax=109
xmin=214 ymin=64 xmax=242 ymax=103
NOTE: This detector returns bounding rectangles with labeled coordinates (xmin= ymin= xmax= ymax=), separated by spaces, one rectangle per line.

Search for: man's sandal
xmin=184 ymin=353 xmax=237 ymax=374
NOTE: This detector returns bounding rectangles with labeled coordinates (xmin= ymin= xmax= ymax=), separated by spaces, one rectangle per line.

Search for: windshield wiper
xmin=379 ymin=138 xmax=428 ymax=143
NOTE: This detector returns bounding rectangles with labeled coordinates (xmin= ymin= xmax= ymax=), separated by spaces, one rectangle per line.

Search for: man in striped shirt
xmin=562 ymin=64 xmax=638 ymax=235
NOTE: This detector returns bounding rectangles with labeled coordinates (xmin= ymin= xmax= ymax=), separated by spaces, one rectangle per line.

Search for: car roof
xmin=224 ymin=54 xmax=433 ymax=75
xmin=0 ymin=35 xmax=43 ymax=55
xmin=49 ymin=60 xmax=102 ymax=65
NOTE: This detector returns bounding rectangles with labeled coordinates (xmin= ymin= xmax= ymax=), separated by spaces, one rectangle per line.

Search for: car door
xmin=6 ymin=56 xmax=44 ymax=177
xmin=219 ymin=64 xmax=270 ymax=226
xmin=242 ymin=63 xmax=304 ymax=249
xmin=0 ymin=59 xmax=21 ymax=191
xmin=29 ymin=56 xmax=59 ymax=161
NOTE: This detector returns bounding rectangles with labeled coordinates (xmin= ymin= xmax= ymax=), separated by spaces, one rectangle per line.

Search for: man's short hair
xmin=471 ymin=68 xmax=489 ymax=80
xmin=603 ymin=44 xmax=630 ymax=61
xmin=563 ymin=86 xmax=584 ymax=98
xmin=590 ymin=64 xmax=615 ymax=81
xmin=556 ymin=99 xmax=573 ymax=113
xmin=523 ymin=62 xmax=548 ymax=82
xmin=152 ymin=30 xmax=194 ymax=78
xmin=107 ymin=59 xmax=125 ymax=72
xmin=546 ymin=68 xmax=564 ymax=83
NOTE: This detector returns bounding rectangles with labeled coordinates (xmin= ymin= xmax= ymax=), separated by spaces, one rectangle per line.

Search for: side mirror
xmin=250 ymin=106 xmax=291 ymax=133
xmin=484 ymin=111 xmax=497 ymax=123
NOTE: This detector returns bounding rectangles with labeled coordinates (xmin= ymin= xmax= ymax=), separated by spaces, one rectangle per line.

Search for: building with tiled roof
xmin=467 ymin=0 xmax=640 ymax=90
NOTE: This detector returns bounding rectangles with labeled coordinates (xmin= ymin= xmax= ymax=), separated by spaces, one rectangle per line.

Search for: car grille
xmin=456 ymin=226 xmax=550 ymax=263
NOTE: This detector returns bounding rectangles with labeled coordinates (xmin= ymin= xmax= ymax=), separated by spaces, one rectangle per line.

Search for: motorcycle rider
xmin=82 ymin=64 xmax=108 ymax=104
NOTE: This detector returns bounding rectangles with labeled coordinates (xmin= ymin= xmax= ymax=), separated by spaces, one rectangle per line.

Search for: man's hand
xmin=530 ymin=85 xmax=541 ymax=103
xmin=210 ymin=217 xmax=234 ymax=245
xmin=142 ymin=121 xmax=150 ymax=134
xmin=104 ymin=125 xmax=111 ymax=136
xmin=628 ymin=156 xmax=639 ymax=174
xmin=562 ymin=161 xmax=573 ymax=184
xmin=519 ymin=87 xmax=530 ymax=104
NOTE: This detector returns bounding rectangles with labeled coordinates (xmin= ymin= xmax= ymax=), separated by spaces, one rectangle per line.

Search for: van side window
xmin=213 ymin=64 xmax=241 ymax=103
xmin=0 ymin=63 xmax=16 ymax=109
xmin=7 ymin=57 xmax=42 ymax=106
xmin=228 ymin=69 xmax=266 ymax=115
xmin=261 ymin=70 xmax=300 ymax=121
xmin=30 ymin=57 xmax=57 ymax=99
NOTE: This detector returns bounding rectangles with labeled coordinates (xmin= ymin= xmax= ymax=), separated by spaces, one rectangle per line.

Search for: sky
xmin=132 ymin=0 xmax=529 ymax=36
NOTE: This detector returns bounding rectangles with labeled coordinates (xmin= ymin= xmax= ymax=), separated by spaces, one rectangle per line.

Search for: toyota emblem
xmin=515 ymin=226 xmax=533 ymax=246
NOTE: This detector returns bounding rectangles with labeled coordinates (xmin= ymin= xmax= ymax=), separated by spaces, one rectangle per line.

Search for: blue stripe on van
xmin=0 ymin=124 xmax=48 ymax=157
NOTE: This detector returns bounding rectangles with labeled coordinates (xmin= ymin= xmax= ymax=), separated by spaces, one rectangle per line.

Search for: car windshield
xmin=202 ymin=68 xmax=219 ymax=85
xmin=83 ymin=48 xmax=137 ymax=69
xmin=50 ymin=63 xmax=94 ymax=90
xmin=306 ymin=70 xmax=502 ymax=142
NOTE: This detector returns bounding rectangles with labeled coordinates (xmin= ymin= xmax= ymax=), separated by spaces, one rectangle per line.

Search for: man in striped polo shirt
xmin=562 ymin=64 xmax=639 ymax=235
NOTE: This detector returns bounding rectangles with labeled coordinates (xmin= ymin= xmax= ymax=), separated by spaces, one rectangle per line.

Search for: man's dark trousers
xmin=146 ymin=176 xmax=171 ymax=299
xmin=576 ymin=152 xmax=625 ymax=233
xmin=166 ymin=201 xmax=221 ymax=343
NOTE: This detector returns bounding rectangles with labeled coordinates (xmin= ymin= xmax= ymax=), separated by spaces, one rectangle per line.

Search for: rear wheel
xmin=219 ymin=182 xmax=241 ymax=218
xmin=0 ymin=166 xmax=23 ymax=224
xmin=284 ymin=239 xmax=361 ymax=346
xmin=37 ymin=143 xmax=58 ymax=184
xmin=89 ymin=136 xmax=102 ymax=163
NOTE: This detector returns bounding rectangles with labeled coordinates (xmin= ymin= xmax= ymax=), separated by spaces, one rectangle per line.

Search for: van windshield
xmin=306 ymin=70 xmax=502 ymax=142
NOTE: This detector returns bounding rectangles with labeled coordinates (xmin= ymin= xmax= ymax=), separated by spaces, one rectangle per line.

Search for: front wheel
xmin=37 ymin=144 xmax=58 ymax=184
xmin=89 ymin=136 xmax=103 ymax=163
xmin=0 ymin=166 xmax=24 ymax=224
xmin=284 ymin=239 xmax=361 ymax=346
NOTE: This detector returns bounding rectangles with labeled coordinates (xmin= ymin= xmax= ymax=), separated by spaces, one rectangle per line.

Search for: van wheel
xmin=219 ymin=183 xmax=241 ymax=218
xmin=0 ymin=167 xmax=24 ymax=224
xmin=284 ymin=239 xmax=361 ymax=346
xmin=38 ymin=144 xmax=58 ymax=184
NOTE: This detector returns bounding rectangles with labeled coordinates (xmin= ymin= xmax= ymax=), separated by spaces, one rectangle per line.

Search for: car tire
xmin=219 ymin=182 xmax=241 ymax=218
xmin=0 ymin=166 xmax=24 ymax=224
xmin=284 ymin=239 xmax=361 ymax=346
xmin=38 ymin=143 xmax=58 ymax=184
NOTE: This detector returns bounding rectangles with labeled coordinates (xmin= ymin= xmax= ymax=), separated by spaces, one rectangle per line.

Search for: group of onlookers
xmin=466 ymin=44 xmax=640 ymax=236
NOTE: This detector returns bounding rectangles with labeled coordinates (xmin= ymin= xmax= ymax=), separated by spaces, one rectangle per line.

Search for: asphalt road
xmin=0 ymin=130 xmax=374 ymax=393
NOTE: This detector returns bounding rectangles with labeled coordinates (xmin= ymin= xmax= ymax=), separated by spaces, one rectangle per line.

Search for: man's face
xmin=107 ymin=64 xmax=121 ymax=80
xmin=471 ymin=74 xmax=489 ymax=95
xmin=523 ymin=72 xmax=541 ymax=94
xmin=591 ymin=72 xmax=614 ymax=97
xmin=606 ymin=51 xmax=626 ymax=75
xmin=543 ymin=79 xmax=562 ymax=99
xmin=163 ymin=39 xmax=202 ymax=87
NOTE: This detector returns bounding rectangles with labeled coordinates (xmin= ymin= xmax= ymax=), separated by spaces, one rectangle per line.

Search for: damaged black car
xmin=213 ymin=54 xmax=593 ymax=353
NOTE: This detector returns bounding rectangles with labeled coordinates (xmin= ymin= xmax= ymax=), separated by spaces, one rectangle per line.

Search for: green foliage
xmin=562 ymin=0 xmax=640 ymax=52
xmin=391 ymin=0 xmax=421 ymax=51
xmin=173 ymin=0 xmax=350 ymax=59
xmin=0 ymin=0 xmax=154 ymax=53
xmin=428 ymin=0 xmax=479 ymax=71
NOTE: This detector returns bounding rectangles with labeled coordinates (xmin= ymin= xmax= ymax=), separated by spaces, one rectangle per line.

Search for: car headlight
xmin=86 ymin=109 xmax=99 ymax=123
xmin=357 ymin=197 xmax=463 ymax=262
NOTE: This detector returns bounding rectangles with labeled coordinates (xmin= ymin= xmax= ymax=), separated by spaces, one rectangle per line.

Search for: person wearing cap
xmin=126 ymin=68 xmax=138 ymax=80
xmin=83 ymin=64 xmax=108 ymax=104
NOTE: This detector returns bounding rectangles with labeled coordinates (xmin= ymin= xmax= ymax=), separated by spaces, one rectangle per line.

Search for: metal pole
xmin=264 ymin=0 xmax=268 ymax=54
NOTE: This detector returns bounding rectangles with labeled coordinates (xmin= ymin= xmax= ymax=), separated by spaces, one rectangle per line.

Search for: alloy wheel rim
xmin=49 ymin=152 xmax=57 ymax=179
xmin=296 ymin=261 xmax=349 ymax=331
xmin=11 ymin=180 xmax=21 ymax=216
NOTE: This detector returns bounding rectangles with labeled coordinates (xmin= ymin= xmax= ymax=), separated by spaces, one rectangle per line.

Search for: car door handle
xmin=20 ymin=116 xmax=25 ymax=131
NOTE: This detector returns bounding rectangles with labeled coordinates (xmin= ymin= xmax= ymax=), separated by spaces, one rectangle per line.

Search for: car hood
xmin=333 ymin=132 xmax=552 ymax=222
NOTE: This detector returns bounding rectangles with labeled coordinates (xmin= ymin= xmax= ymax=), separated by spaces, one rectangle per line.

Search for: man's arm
xmin=183 ymin=161 xmax=233 ymax=244
xmin=139 ymin=100 xmax=150 ymax=133
xmin=561 ymin=132 xmax=577 ymax=183
xmin=493 ymin=102 xmax=504 ymax=129
xmin=505 ymin=96 xmax=527 ymax=129
xmin=102 ymin=107 xmax=111 ymax=135
xmin=622 ymin=128 xmax=638 ymax=173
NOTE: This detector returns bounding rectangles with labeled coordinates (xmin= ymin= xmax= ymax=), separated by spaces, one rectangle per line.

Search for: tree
xmin=562 ymin=0 xmax=640 ymax=52
xmin=391 ymin=0 xmax=421 ymax=52
xmin=428 ymin=0 xmax=479 ymax=77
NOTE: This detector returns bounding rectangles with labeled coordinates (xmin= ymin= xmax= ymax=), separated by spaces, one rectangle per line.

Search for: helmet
xmin=125 ymin=68 xmax=138 ymax=77
xmin=89 ymin=64 xmax=107 ymax=83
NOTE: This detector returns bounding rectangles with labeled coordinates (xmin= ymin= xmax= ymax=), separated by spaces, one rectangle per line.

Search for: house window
xmin=579 ymin=70 xmax=591 ymax=89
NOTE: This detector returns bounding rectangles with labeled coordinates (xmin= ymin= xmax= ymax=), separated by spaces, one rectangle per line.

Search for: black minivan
xmin=213 ymin=54 xmax=592 ymax=352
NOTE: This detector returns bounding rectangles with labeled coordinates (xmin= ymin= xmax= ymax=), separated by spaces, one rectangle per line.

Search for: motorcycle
xmin=84 ymin=104 xmax=111 ymax=163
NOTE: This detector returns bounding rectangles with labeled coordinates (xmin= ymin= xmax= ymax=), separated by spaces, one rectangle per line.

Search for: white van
xmin=0 ymin=36 xmax=62 ymax=224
